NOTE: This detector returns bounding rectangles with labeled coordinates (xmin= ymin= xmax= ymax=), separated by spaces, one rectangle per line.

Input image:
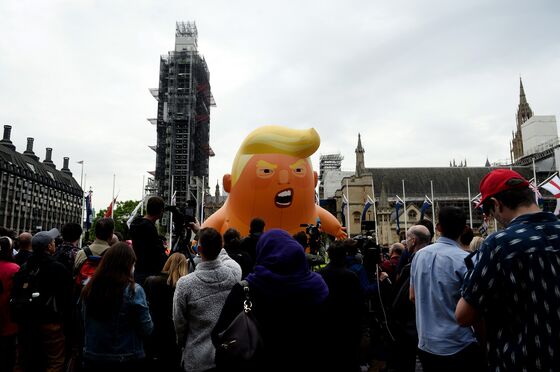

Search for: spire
xmin=355 ymin=133 xmax=364 ymax=153
xmin=215 ymin=180 xmax=220 ymax=201
xmin=520 ymin=78 xmax=526 ymax=102
xmin=517 ymin=77 xmax=533 ymax=128
xmin=355 ymin=133 xmax=365 ymax=176
xmin=485 ymin=157 xmax=491 ymax=167
xmin=512 ymin=77 xmax=533 ymax=161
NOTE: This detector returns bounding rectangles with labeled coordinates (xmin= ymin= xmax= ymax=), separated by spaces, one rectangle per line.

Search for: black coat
xmin=211 ymin=282 xmax=329 ymax=372
xmin=129 ymin=217 xmax=167 ymax=283
xmin=319 ymin=263 xmax=364 ymax=372
xmin=143 ymin=273 xmax=181 ymax=371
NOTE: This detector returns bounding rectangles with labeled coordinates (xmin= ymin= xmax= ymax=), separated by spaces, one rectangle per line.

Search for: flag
xmin=84 ymin=191 xmax=93 ymax=230
xmin=77 ymin=160 xmax=84 ymax=165
xmin=541 ymin=175 xmax=560 ymax=198
xmin=529 ymin=180 xmax=543 ymax=202
xmin=126 ymin=200 xmax=144 ymax=228
xmin=479 ymin=218 xmax=489 ymax=236
xmin=104 ymin=197 xmax=117 ymax=218
xmin=394 ymin=196 xmax=404 ymax=235
xmin=361 ymin=195 xmax=374 ymax=221
xmin=341 ymin=194 xmax=348 ymax=227
xmin=419 ymin=195 xmax=432 ymax=220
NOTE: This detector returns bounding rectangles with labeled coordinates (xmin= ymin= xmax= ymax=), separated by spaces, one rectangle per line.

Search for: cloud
xmin=1 ymin=0 xmax=559 ymax=212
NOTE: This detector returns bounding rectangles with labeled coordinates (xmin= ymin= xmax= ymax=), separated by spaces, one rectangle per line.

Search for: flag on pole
xmin=361 ymin=195 xmax=374 ymax=221
xmin=528 ymin=179 xmax=543 ymax=201
xmin=393 ymin=196 xmax=404 ymax=235
xmin=541 ymin=175 xmax=560 ymax=214
xmin=104 ymin=197 xmax=117 ymax=218
xmin=341 ymin=194 xmax=349 ymax=227
xmin=541 ymin=175 xmax=560 ymax=198
xmin=126 ymin=200 xmax=144 ymax=228
xmin=395 ymin=200 xmax=403 ymax=236
xmin=77 ymin=160 xmax=84 ymax=165
xmin=84 ymin=191 xmax=93 ymax=230
xmin=419 ymin=195 xmax=432 ymax=220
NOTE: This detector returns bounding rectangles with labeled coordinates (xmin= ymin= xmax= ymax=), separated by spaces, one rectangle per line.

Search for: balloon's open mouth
xmin=275 ymin=188 xmax=293 ymax=208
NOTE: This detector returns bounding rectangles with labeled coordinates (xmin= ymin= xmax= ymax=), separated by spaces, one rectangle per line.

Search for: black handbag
xmin=216 ymin=280 xmax=263 ymax=361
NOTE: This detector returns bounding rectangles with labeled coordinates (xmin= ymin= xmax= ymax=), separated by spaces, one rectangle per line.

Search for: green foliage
xmin=87 ymin=200 xmax=141 ymax=242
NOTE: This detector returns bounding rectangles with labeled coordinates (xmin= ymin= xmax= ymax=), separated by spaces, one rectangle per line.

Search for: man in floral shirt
xmin=456 ymin=169 xmax=560 ymax=371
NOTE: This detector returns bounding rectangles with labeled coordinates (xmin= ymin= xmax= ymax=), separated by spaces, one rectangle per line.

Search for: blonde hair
xmin=469 ymin=236 xmax=485 ymax=252
xmin=162 ymin=253 xmax=188 ymax=288
xmin=230 ymin=126 xmax=320 ymax=186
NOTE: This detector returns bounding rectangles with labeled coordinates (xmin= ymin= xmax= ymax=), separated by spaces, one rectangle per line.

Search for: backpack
xmin=75 ymin=247 xmax=102 ymax=289
xmin=9 ymin=265 xmax=58 ymax=323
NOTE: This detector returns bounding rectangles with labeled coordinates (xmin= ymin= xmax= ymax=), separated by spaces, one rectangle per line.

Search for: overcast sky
xmin=1 ymin=0 xmax=559 ymax=212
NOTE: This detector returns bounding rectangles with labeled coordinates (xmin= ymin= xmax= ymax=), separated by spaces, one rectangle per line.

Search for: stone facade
xmin=0 ymin=125 xmax=82 ymax=233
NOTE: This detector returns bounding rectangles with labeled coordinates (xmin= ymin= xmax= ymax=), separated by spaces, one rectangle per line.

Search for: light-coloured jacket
xmin=74 ymin=239 xmax=111 ymax=272
xmin=173 ymin=249 xmax=241 ymax=372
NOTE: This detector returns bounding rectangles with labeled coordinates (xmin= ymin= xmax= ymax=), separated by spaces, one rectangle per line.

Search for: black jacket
xmin=20 ymin=252 xmax=73 ymax=325
xmin=319 ymin=263 xmax=364 ymax=372
xmin=212 ymin=282 xmax=328 ymax=372
xmin=129 ymin=217 xmax=166 ymax=283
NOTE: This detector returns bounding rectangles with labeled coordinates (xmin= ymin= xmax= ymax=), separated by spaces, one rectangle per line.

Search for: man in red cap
xmin=456 ymin=169 xmax=560 ymax=371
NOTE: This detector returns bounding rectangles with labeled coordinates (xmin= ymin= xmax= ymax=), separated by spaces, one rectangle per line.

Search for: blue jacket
xmin=82 ymin=284 xmax=153 ymax=362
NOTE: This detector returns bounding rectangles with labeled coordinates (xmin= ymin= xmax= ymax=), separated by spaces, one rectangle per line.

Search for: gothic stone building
xmin=330 ymin=134 xmax=533 ymax=244
xmin=0 ymin=125 xmax=82 ymax=233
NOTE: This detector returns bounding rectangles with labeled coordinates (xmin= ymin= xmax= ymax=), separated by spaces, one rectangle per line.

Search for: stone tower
xmin=511 ymin=78 xmax=533 ymax=162
xmin=355 ymin=133 xmax=365 ymax=177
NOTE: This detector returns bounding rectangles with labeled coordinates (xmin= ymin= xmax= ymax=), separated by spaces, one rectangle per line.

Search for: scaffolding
xmin=149 ymin=21 xmax=216 ymax=211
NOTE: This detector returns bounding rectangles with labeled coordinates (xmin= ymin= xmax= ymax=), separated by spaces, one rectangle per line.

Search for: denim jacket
xmin=82 ymin=284 xmax=153 ymax=362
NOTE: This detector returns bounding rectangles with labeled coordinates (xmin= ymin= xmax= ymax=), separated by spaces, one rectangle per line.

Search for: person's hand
xmin=379 ymin=271 xmax=389 ymax=281
xmin=189 ymin=219 xmax=201 ymax=233
xmin=334 ymin=226 xmax=348 ymax=240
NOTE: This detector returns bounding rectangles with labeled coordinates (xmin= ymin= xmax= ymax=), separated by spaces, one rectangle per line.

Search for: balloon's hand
xmin=335 ymin=226 xmax=348 ymax=240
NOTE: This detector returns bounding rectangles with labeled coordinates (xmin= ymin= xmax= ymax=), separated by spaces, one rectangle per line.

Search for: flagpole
xmin=537 ymin=172 xmax=559 ymax=188
xmin=532 ymin=157 xmax=538 ymax=203
xmin=430 ymin=180 xmax=436 ymax=236
xmin=467 ymin=177 xmax=473 ymax=229
xmin=170 ymin=174 xmax=174 ymax=251
xmin=111 ymin=174 xmax=115 ymax=219
xmin=79 ymin=161 xmax=85 ymax=248
xmin=346 ymin=179 xmax=350 ymax=236
xmin=200 ymin=176 xmax=205 ymax=223
xmin=371 ymin=177 xmax=378 ymax=244
xmin=402 ymin=179 xmax=407 ymax=233
xmin=141 ymin=175 xmax=145 ymax=216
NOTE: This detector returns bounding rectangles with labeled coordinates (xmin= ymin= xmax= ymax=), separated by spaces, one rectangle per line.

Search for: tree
xmin=87 ymin=200 xmax=141 ymax=242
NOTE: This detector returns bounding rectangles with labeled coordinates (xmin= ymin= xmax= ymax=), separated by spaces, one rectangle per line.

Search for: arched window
xmin=353 ymin=211 xmax=361 ymax=224
xmin=408 ymin=210 xmax=417 ymax=221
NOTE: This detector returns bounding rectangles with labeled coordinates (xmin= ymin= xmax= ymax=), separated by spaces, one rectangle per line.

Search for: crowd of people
xmin=0 ymin=169 xmax=560 ymax=372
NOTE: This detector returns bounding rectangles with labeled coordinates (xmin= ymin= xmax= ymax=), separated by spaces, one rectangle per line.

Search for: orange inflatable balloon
xmin=202 ymin=125 xmax=347 ymax=239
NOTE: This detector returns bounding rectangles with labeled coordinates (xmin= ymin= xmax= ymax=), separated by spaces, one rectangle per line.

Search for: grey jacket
xmin=173 ymin=249 xmax=241 ymax=372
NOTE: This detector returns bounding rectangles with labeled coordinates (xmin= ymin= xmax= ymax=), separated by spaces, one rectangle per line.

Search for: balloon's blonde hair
xmin=231 ymin=126 xmax=320 ymax=186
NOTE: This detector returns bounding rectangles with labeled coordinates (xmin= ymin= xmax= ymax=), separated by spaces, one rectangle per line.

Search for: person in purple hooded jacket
xmin=211 ymin=229 xmax=329 ymax=372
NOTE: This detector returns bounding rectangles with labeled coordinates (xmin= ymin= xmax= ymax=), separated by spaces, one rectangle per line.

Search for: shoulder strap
xmin=83 ymin=246 xmax=93 ymax=258
xmin=240 ymin=280 xmax=252 ymax=311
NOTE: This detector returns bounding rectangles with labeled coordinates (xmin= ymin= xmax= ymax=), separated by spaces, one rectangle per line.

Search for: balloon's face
xmin=229 ymin=153 xmax=317 ymax=224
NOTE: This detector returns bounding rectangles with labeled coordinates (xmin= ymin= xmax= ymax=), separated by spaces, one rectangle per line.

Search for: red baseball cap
xmin=476 ymin=169 xmax=529 ymax=208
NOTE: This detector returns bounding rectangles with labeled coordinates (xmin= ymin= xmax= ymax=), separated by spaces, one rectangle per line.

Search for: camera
xmin=353 ymin=233 xmax=382 ymax=266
